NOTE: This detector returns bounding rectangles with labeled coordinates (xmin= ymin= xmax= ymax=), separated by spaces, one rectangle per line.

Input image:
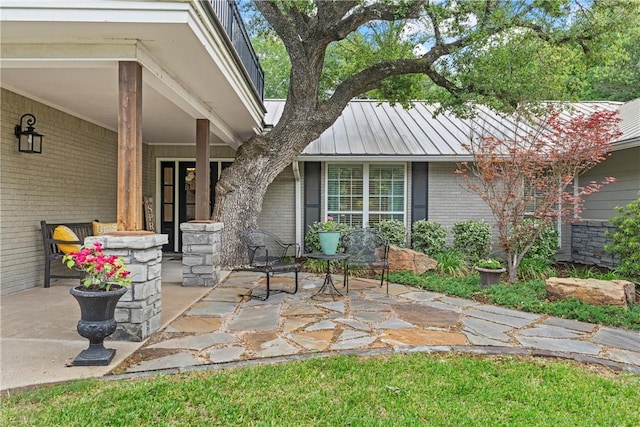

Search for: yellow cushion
xmin=52 ymin=225 xmax=81 ymax=254
xmin=93 ymin=221 xmax=118 ymax=236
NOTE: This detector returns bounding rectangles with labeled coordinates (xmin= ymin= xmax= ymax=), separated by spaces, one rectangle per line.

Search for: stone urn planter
xmin=62 ymin=241 xmax=132 ymax=364
xmin=69 ymin=285 xmax=128 ymax=366
xmin=475 ymin=266 xmax=506 ymax=287
xmin=475 ymin=259 xmax=506 ymax=287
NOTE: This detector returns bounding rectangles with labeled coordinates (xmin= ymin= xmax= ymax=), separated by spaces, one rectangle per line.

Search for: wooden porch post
xmin=117 ymin=61 xmax=143 ymax=231
xmin=195 ymin=119 xmax=211 ymax=220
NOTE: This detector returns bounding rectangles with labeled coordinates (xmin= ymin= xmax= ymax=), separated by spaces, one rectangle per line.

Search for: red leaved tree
xmin=457 ymin=108 xmax=622 ymax=282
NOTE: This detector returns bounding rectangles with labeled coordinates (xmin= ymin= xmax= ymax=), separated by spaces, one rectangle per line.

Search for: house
xmin=260 ymin=99 xmax=640 ymax=267
xmin=1 ymin=0 xmax=265 ymax=294
xmin=2 ymin=1 xmax=637 ymax=296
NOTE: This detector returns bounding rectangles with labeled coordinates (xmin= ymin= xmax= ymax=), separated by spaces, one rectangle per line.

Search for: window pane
xmin=369 ymin=166 xmax=403 ymax=208
xmin=327 ymin=195 xmax=339 ymax=210
xmin=163 ymin=168 xmax=173 ymax=185
xmin=332 ymin=213 xmax=363 ymax=228
xmin=163 ymin=204 xmax=173 ymax=221
xmin=392 ymin=197 xmax=404 ymax=211
xmin=327 ymin=164 xmax=363 ymax=226
xmin=163 ymin=186 xmax=173 ymax=202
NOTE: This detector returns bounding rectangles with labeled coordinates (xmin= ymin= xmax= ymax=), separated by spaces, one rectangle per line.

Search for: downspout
xmin=293 ymin=161 xmax=302 ymax=253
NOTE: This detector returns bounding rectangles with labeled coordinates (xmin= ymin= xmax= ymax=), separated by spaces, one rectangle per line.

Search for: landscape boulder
xmin=387 ymin=245 xmax=437 ymax=274
xmin=545 ymin=277 xmax=636 ymax=308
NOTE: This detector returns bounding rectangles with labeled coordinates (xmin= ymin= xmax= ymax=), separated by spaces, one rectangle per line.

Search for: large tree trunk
xmin=212 ymin=133 xmax=285 ymax=267
xmin=212 ymin=107 xmax=336 ymax=267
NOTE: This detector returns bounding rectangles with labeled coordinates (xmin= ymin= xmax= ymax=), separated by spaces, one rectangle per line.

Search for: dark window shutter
xmin=304 ymin=162 xmax=321 ymax=236
xmin=411 ymin=162 xmax=428 ymax=226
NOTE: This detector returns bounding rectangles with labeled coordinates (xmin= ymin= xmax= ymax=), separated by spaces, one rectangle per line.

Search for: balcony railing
xmin=207 ymin=0 xmax=264 ymax=101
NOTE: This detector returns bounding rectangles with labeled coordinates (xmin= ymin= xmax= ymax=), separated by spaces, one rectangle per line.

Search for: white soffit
xmin=0 ymin=0 xmax=264 ymax=147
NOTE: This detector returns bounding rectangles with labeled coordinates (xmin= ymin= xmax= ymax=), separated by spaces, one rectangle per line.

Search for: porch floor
xmin=2 ymin=260 xmax=639 ymax=392
xmin=1 ymin=260 xmax=213 ymax=391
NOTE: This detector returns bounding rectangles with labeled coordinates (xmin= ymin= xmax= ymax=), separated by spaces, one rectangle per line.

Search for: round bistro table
xmin=305 ymin=252 xmax=349 ymax=299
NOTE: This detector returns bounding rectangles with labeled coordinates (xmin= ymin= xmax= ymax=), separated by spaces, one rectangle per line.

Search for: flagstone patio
xmin=117 ymin=270 xmax=640 ymax=376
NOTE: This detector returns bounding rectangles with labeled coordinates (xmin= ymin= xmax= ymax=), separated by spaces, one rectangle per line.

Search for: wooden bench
xmin=40 ymin=220 xmax=96 ymax=288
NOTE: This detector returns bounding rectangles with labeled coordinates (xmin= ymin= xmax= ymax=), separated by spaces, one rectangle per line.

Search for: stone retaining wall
xmin=571 ymin=221 xmax=617 ymax=268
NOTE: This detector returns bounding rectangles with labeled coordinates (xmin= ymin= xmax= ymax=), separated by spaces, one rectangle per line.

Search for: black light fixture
xmin=15 ymin=113 xmax=44 ymax=153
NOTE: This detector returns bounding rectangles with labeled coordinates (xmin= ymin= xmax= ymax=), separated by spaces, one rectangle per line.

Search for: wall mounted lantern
xmin=15 ymin=113 xmax=44 ymax=153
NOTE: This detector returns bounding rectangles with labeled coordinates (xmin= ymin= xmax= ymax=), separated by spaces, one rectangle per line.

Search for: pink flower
xmin=61 ymin=241 xmax=132 ymax=289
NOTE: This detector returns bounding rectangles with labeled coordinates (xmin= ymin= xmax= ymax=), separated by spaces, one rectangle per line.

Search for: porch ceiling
xmin=0 ymin=1 xmax=265 ymax=148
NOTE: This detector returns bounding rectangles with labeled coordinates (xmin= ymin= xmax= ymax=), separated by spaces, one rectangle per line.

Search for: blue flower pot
xmin=318 ymin=231 xmax=340 ymax=255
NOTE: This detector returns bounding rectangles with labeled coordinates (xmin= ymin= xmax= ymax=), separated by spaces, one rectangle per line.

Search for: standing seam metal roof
xmin=263 ymin=99 xmax=640 ymax=158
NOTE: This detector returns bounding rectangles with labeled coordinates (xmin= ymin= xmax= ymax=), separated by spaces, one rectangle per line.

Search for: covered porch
xmin=1 ymin=0 xmax=265 ymax=295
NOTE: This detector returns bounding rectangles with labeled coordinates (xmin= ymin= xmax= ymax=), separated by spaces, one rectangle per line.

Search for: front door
xmin=160 ymin=160 xmax=232 ymax=252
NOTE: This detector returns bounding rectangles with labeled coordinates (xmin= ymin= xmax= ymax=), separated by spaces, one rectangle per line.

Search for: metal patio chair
xmin=241 ymin=229 xmax=301 ymax=300
xmin=341 ymin=228 xmax=390 ymax=294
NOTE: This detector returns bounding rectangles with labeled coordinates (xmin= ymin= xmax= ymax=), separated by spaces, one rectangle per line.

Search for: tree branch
xmin=323 ymin=0 xmax=428 ymax=42
xmin=254 ymin=2 xmax=303 ymax=55
xmin=316 ymin=0 xmax=358 ymax=25
xmin=321 ymin=56 xmax=456 ymax=115
xmin=325 ymin=32 xmax=474 ymax=111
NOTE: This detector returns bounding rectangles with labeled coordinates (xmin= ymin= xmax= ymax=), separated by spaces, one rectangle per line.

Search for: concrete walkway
xmin=113 ymin=270 xmax=640 ymax=380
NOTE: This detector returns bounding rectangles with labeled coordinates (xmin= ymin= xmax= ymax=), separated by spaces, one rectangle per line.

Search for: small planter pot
xmin=475 ymin=266 xmax=506 ymax=287
xmin=69 ymin=285 xmax=128 ymax=366
xmin=318 ymin=231 xmax=340 ymax=255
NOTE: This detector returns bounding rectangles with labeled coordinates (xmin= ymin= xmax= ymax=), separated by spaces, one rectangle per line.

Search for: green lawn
xmin=2 ymin=354 xmax=639 ymax=426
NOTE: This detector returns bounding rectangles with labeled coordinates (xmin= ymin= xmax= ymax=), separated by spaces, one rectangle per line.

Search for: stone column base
xmin=85 ymin=233 xmax=168 ymax=341
xmin=180 ymin=221 xmax=223 ymax=287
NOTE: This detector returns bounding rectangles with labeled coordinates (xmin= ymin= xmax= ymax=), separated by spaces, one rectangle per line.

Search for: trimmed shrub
xmin=373 ymin=219 xmax=408 ymax=247
xmin=521 ymin=219 xmax=559 ymax=263
xmin=452 ymin=220 xmax=492 ymax=263
xmin=411 ymin=220 xmax=447 ymax=257
xmin=606 ymin=196 xmax=640 ymax=279
xmin=304 ymin=221 xmax=353 ymax=253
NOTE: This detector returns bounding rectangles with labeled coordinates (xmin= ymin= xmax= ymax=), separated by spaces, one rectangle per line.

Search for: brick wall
xmin=428 ymin=162 xmax=496 ymax=245
xmin=1 ymin=89 xmax=118 ymax=294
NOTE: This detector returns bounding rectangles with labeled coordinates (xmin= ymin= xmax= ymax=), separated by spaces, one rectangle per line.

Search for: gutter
xmin=292 ymin=161 xmax=302 ymax=252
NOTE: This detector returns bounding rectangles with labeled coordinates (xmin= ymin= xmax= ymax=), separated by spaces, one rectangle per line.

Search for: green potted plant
xmin=318 ymin=216 xmax=341 ymax=255
xmin=475 ymin=258 xmax=506 ymax=287
xmin=62 ymin=241 xmax=132 ymax=366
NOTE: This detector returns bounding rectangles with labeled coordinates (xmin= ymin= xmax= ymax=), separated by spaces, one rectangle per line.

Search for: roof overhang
xmin=610 ymin=137 xmax=640 ymax=152
xmin=1 ymin=0 xmax=265 ymax=148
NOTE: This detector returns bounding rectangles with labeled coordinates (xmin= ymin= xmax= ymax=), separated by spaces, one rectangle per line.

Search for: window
xmin=523 ymin=179 xmax=562 ymax=245
xmin=523 ymin=180 xmax=545 ymax=217
xmin=327 ymin=163 xmax=405 ymax=227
